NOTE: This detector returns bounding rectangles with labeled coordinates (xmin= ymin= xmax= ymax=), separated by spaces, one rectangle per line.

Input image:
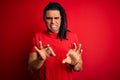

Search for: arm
xmin=62 ymin=43 xmax=83 ymax=72
xmin=28 ymin=52 xmax=45 ymax=71
xmin=28 ymin=41 xmax=56 ymax=72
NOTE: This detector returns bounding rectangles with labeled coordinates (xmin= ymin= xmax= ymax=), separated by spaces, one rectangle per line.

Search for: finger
xmin=39 ymin=41 xmax=43 ymax=49
xmin=73 ymin=42 xmax=77 ymax=51
xmin=45 ymin=44 xmax=51 ymax=54
xmin=77 ymin=43 xmax=82 ymax=51
xmin=34 ymin=46 xmax=40 ymax=52
xmin=66 ymin=49 xmax=72 ymax=56
xmin=78 ymin=49 xmax=83 ymax=58
xmin=47 ymin=44 xmax=50 ymax=47
xmin=62 ymin=57 xmax=71 ymax=64
xmin=43 ymin=45 xmax=49 ymax=48
xmin=80 ymin=49 xmax=83 ymax=54
xmin=47 ymin=44 xmax=56 ymax=56
xmin=35 ymin=46 xmax=46 ymax=60
xmin=43 ymin=43 xmax=50 ymax=49
xmin=78 ymin=54 xmax=80 ymax=57
xmin=66 ymin=53 xmax=69 ymax=57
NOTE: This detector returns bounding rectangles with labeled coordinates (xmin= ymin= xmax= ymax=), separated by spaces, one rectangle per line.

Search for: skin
xmin=62 ymin=43 xmax=83 ymax=71
xmin=44 ymin=10 xmax=61 ymax=33
xmin=28 ymin=10 xmax=83 ymax=72
xmin=28 ymin=41 xmax=55 ymax=71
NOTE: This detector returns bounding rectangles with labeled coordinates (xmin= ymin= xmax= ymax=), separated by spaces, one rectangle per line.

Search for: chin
xmin=48 ymin=29 xmax=58 ymax=33
xmin=48 ymin=30 xmax=58 ymax=33
xmin=51 ymin=31 xmax=58 ymax=33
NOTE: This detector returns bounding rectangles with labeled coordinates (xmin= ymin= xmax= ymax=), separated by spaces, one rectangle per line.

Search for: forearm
xmin=29 ymin=58 xmax=45 ymax=71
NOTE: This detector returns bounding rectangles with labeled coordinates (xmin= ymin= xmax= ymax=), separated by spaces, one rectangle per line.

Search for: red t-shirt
xmin=31 ymin=31 xmax=79 ymax=80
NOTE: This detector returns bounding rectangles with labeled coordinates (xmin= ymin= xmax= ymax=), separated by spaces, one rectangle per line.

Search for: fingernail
xmin=74 ymin=42 xmax=76 ymax=44
xmin=62 ymin=61 xmax=65 ymax=64
xmin=81 ymin=49 xmax=83 ymax=53
xmin=53 ymin=53 xmax=56 ymax=56
xmin=47 ymin=44 xmax=50 ymax=47
xmin=34 ymin=46 xmax=36 ymax=48
xmin=79 ymin=43 xmax=82 ymax=47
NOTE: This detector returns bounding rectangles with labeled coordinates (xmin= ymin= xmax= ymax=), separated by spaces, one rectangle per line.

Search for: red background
xmin=0 ymin=0 xmax=120 ymax=80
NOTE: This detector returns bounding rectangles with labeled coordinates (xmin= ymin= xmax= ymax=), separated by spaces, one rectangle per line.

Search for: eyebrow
xmin=45 ymin=17 xmax=60 ymax=19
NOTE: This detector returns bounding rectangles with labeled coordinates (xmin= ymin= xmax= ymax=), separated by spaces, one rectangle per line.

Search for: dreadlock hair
xmin=43 ymin=2 xmax=70 ymax=40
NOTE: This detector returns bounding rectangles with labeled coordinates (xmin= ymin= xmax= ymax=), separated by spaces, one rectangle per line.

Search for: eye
xmin=46 ymin=17 xmax=52 ymax=20
xmin=54 ymin=17 xmax=59 ymax=19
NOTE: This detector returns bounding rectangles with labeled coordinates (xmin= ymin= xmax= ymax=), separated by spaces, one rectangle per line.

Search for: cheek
xmin=57 ymin=20 xmax=61 ymax=25
xmin=45 ymin=21 xmax=50 ymax=26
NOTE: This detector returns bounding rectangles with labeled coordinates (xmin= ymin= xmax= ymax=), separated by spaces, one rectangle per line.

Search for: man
xmin=28 ymin=2 xmax=83 ymax=80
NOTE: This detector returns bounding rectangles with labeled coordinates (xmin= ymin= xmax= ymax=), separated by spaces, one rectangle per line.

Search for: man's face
xmin=44 ymin=10 xmax=61 ymax=33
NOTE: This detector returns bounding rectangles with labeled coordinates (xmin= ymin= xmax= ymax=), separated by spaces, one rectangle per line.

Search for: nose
xmin=51 ymin=18 xmax=55 ymax=24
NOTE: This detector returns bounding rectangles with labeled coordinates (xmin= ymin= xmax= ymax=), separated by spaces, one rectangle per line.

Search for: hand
xmin=34 ymin=41 xmax=56 ymax=60
xmin=62 ymin=43 xmax=83 ymax=65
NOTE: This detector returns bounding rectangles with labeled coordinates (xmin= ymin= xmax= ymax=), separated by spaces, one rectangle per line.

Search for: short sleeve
xmin=31 ymin=33 xmax=40 ymax=52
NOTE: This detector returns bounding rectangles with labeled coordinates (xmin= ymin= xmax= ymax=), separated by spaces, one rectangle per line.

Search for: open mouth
xmin=50 ymin=24 xmax=56 ymax=28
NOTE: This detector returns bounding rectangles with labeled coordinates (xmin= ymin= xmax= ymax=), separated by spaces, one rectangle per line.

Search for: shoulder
xmin=34 ymin=31 xmax=47 ymax=37
xmin=32 ymin=31 xmax=47 ymax=42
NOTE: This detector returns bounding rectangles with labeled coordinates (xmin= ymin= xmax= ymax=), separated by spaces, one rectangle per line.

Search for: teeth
xmin=51 ymin=25 xmax=56 ymax=28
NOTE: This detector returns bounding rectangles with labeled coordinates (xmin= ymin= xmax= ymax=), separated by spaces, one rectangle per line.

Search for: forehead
xmin=45 ymin=10 xmax=61 ymax=17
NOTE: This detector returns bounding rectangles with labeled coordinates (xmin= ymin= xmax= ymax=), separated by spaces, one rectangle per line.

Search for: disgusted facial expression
xmin=44 ymin=10 xmax=61 ymax=33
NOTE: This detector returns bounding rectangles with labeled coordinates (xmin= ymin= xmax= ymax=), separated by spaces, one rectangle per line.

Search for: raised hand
xmin=62 ymin=43 xmax=83 ymax=65
xmin=34 ymin=41 xmax=56 ymax=60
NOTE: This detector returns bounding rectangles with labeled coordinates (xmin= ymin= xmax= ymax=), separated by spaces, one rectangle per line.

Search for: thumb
xmin=62 ymin=58 xmax=67 ymax=64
